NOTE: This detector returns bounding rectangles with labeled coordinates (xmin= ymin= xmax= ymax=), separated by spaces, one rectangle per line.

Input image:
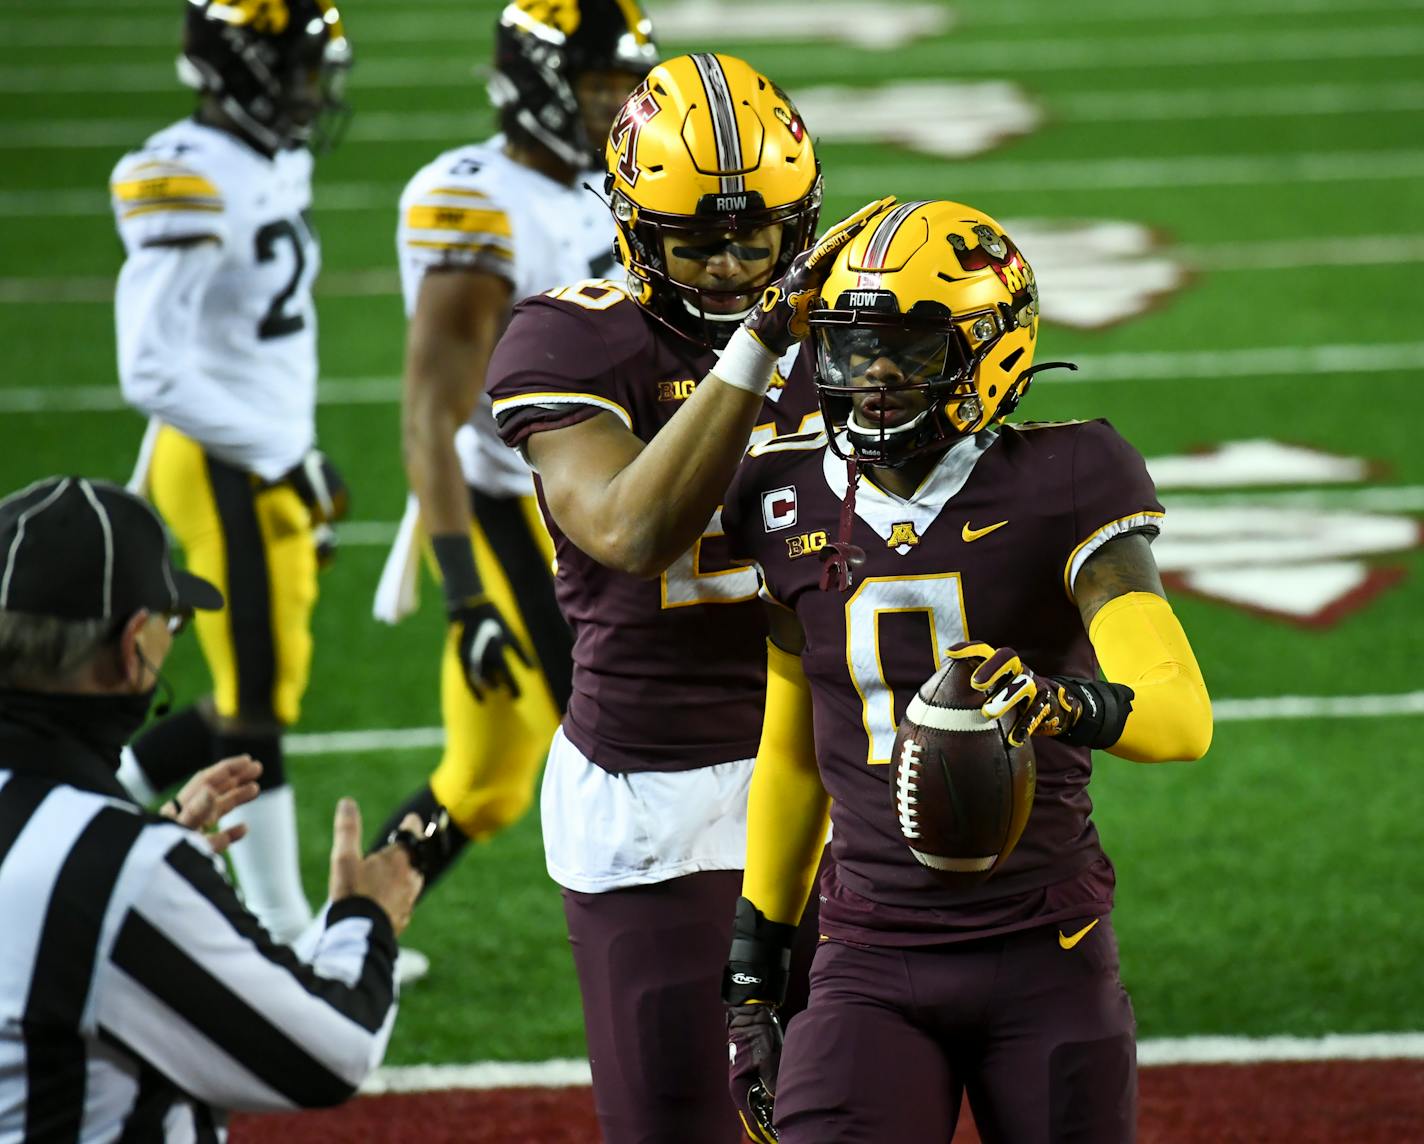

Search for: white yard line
xmin=2 ymin=341 xmax=1420 ymax=415
xmin=287 ymin=691 xmax=1424 ymax=758
xmin=3 ymin=151 xmax=1422 ymax=219
xmin=359 ymin=1032 xmax=1424 ymax=1093
xmin=8 ymin=82 xmax=1424 ymax=151
xmin=23 ymin=0 xmax=1424 ymax=17
xmin=4 ymin=25 xmax=1423 ymax=84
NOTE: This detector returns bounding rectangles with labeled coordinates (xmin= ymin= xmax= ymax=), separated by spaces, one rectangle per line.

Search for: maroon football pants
xmin=774 ymin=917 xmax=1137 ymax=1143
xmin=562 ymin=864 xmax=823 ymax=1144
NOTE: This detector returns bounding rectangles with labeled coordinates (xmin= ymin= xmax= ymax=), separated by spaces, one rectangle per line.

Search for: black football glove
xmin=742 ymin=196 xmax=896 ymax=356
xmin=451 ymin=596 xmax=530 ymax=703
xmin=286 ymin=449 xmax=350 ymax=569
xmin=722 ymin=897 xmax=797 ymax=1142
xmin=432 ymin=533 xmax=530 ymax=703
xmin=945 ymin=642 xmax=1082 ymax=748
xmin=727 ymin=1003 xmax=783 ymax=1143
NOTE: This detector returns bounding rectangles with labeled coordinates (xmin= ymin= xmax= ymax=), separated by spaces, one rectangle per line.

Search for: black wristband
xmin=721 ymin=896 xmax=797 ymax=1005
xmin=431 ymin=533 xmax=482 ymax=611
xmin=1050 ymin=677 xmax=1135 ymax=750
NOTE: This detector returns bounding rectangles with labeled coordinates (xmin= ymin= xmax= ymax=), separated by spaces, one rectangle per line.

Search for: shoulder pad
xmin=111 ymin=151 xmax=227 ymax=246
xmin=401 ymin=152 xmax=514 ymax=271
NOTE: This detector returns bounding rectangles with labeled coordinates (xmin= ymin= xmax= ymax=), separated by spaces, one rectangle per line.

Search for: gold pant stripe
xmin=148 ymin=426 xmax=316 ymax=725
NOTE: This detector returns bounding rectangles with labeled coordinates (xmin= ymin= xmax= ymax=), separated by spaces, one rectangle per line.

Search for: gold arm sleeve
xmin=1090 ymin=591 xmax=1213 ymax=763
xmin=742 ymin=640 xmax=831 ymax=925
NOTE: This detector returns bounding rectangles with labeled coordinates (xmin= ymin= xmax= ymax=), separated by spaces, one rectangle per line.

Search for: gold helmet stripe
xmin=858 ymin=200 xmax=929 ymax=285
xmin=690 ymin=52 xmax=744 ymax=194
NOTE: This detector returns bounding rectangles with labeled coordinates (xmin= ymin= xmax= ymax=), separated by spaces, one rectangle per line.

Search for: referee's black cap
xmin=0 ymin=477 xmax=223 ymax=622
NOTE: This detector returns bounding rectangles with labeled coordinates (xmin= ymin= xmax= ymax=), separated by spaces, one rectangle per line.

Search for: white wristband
xmin=711 ymin=326 xmax=778 ymax=396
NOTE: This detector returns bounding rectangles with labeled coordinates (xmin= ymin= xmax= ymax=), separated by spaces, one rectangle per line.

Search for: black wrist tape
xmin=721 ymin=896 xmax=797 ymax=1005
xmin=431 ymin=534 xmax=482 ymax=610
xmin=1051 ymin=677 xmax=1136 ymax=750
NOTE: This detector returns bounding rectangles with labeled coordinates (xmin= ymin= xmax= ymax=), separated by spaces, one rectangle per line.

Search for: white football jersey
xmin=111 ymin=118 xmax=318 ymax=481
xmin=398 ymin=136 xmax=617 ymax=497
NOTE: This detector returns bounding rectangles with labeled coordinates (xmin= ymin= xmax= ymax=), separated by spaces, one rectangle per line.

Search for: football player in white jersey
xmin=367 ymin=0 xmax=657 ymax=896
xmin=111 ymin=0 xmax=352 ymax=944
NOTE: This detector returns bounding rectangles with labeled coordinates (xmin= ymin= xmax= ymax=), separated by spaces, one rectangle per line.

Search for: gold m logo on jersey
xmin=211 ymin=0 xmax=290 ymax=33
xmin=508 ymin=0 xmax=581 ymax=36
xmin=657 ymin=378 xmax=697 ymax=402
xmin=786 ymin=530 xmax=828 ymax=558
xmin=886 ymin=522 xmax=921 ymax=549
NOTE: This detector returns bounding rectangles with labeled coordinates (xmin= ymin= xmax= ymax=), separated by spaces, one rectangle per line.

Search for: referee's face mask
xmin=0 ymin=477 xmax=223 ymax=726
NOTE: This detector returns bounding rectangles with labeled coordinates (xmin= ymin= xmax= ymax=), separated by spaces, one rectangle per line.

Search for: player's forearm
xmin=587 ymin=375 xmax=766 ymax=576
xmin=402 ymin=385 xmax=472 ymax=540
xmin=743 ymin=642 xmax=829 ymax=925
xmin=1091 ymin=592 xmax=1213 ymax=763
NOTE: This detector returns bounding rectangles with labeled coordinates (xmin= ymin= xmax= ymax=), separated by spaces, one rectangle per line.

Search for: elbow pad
xmin=1089 ymin=592 xmax=1213 ymax=763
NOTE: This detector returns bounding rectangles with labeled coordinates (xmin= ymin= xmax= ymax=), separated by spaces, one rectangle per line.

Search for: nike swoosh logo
xmin=470 ymin=619 xmax=503 ymax=663
xmin=1059 ymin=919 xmax=1100 ymax=950
xmin=962 ymin=520 xmax=1009 ymax=543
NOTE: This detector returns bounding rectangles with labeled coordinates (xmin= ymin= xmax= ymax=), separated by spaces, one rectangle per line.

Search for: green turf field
xmin=3 ymin=0 xmax=1422 ymax=1064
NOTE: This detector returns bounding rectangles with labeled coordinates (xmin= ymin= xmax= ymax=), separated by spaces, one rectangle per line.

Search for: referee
xmin=0 ymin=477 xmax=423 ymax=1141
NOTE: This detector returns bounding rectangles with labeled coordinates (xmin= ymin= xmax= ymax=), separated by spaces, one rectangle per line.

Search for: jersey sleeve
xmin=397 ymin=162 xmax=516 ymax=286
xmin=110 ymin=150 xmax=229 ymax=250
xmin=488 ymin=289 xmax=635 ymax=452
xmin=1064 ymin=418 xmax=1165 ymax=598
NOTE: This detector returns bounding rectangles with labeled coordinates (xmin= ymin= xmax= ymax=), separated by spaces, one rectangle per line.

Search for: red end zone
xmin=232 ymin=1059 xmax=1424 ymax=1143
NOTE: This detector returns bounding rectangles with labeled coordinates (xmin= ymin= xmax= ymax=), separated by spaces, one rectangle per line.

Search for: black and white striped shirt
xmin=0 ymin=710 xmax=400 ymax=1142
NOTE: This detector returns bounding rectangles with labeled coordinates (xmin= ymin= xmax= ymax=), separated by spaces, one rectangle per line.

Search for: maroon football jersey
xmin=721 ymin=420 xmax=1164 ymax=944
xmin=488 ymin=280 xmax=821 ymax=773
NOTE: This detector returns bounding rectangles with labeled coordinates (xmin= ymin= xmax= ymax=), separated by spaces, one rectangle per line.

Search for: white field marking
xmin=1166 ymin=486 xmax=1424 ymax=514
xmin=832 ymin=150 xmax=1424 ymax=196
xmin=0 ymin=378 xmax=400 ymax=414
xmin=10 ymin=81 xmax=1423 ymax=152
xmin=4 ymin=25 xmax=1424 ymax=86
xmin=357 ymin=1032 xmax=1424 ymax=1093
xmin=4 ymin=151 xmax=1424 ymax=220
xmin=22 ymin=0 xmax=1424 ymax=18
xmin=286 ymin=693 xmax=1424 ymax=759
xmin=4 ymin=341 xmax=1421 ymax=417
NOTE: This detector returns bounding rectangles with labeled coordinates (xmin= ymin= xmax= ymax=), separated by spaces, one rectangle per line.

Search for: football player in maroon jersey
xmin=716 ymin=199 xmax=1213 ymax=1142
xmin=487 ymin=51 xmax=889 ymax=1141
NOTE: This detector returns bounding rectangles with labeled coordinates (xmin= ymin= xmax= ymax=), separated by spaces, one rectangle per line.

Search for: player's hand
xmin=743 ymin=195 xmax=897 ymax=355
xmin=945 ymin=641 xmax=1083 ymax=747
xmin=287 ymin=449 xmax=349 ymax=568
xmin=727 ymin=1002 xmax=783 ymax=1142
xmin=161 ymin=754 xmax=263 ymax=854
xmin=450 ymin=596 xmax=531 ymax=702
xmin=329 ymin=799 xmax=424 ymax=936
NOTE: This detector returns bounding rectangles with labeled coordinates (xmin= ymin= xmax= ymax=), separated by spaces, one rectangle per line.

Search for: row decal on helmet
xmin=691 ymin=53 xmax=745 ymax=194
xmin=857 ymin=200 xmax=929 ymax=288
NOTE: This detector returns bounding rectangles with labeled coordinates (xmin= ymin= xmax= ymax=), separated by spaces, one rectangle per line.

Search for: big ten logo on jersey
xmin=786 ymin=530 xmax=828 ymax=559
xmin=762 ymin=486 xmax=797 ymax=531
xmin=657 ymin=378 xmax=697 ymax=402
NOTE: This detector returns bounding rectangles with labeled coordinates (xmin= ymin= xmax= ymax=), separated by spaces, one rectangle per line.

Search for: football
xmin=889 ymin=658 xmax=1036 ymax=888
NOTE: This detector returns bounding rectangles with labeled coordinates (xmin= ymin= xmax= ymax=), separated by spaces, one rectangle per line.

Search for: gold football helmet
xmin=604 ymin=52 xmax=822 ymax=347
xmin=809 ymin=199 xmax=1063 ymax=467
